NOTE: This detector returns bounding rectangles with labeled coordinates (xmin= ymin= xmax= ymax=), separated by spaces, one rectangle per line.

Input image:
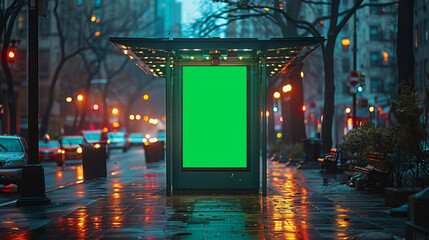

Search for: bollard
xmin=81 ymin=143 xmax=107 ymax=180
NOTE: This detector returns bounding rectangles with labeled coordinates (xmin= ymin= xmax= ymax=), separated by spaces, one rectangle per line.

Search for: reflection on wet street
xmin=0 ymin=152 xmax=406 ymax=239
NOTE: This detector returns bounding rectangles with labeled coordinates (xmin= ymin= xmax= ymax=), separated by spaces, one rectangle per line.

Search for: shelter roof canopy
xmin=109 ymin=37 xmax=325 ymax=78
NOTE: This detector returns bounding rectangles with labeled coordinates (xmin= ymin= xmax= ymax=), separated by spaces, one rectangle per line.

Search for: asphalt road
xmin=0 ymin=146 xmax=146 ymax=205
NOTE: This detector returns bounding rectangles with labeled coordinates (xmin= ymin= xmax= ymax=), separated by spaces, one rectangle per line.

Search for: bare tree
xmin=39 ymin=0 xmax=90 ymax=137
xmin=0 ymin=0 xmax=25 ymax=134
xmin=194 ymin=0 xmax=397 ymax=152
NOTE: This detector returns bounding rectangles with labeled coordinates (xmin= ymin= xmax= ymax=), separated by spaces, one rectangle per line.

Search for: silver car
xmin=107 ymin=131 xmax=129 ymax=152
xmin=0 ymin=135 xmax=28 ymax=186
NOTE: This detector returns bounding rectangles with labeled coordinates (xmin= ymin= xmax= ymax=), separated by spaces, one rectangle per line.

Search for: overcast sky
xmin=178 ymin=0 xmax=201 ymax=25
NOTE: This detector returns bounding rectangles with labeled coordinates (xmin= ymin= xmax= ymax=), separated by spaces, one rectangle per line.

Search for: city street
xmin=0 ymin=147 xmax=153 ymax=205
xmin=0 ymin=150 xmax=407 ymax=239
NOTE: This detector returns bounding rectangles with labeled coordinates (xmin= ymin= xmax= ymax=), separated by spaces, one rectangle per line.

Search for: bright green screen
xmin=182 ymin=66 xmax=247 ymax=168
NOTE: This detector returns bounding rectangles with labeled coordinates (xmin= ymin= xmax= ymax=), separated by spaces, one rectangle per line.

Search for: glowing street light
xmin=300 ymin=71 xmax=304 ymax=78
xmin=136 ymin=114 xmax=141 ymax=120
xmin=66 ymin=97 xmax=72 ymax=103
xmin=129 ymin=114 xmax=135 ymax=120
xmin=112 ymin=108 xmax=119 ymax=115
xmin=92 ymin=103 xmax=99 ymax=111
xmin=273 ymin=92 xmax=281 ymax=99
xmin=143 ymin=94 xmax=149 ymax=101
xmin=345 ymin=107 xmax=351 ymax=114
xmin=369 ymin=106 xmax=375 ymax=112
xmin=282 ymin=84 xmax=292 ymax=93
xmin=77 ymin=94 xmax=84 ymax=102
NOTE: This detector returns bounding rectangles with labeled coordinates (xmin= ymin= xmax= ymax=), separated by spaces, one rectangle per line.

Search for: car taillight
xmin=94 ymin=143 xmax=101 ymax=149
xmin=127 ymin=138 xmax=131 ymax=143
xmin=57 ymin=149 xmax=62 ymax=153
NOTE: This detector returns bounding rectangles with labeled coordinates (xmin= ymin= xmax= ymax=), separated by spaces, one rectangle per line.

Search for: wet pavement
xmin=0 ymin=158 xmax=407 ymax=239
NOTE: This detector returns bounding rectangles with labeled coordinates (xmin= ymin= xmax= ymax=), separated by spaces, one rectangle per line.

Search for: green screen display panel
xmin=182 ymin=66 xmax=248 ymax=169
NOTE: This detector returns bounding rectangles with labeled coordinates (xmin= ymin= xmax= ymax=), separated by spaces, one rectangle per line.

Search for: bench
xmin=319 ymin=149 xmax=340 ymax=173
xmin=354 ymin=152 xmax=390 ymax=189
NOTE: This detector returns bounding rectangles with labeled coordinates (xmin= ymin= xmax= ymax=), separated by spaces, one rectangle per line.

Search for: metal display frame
xmin=109 ymin=38 xmax=325 ymax=196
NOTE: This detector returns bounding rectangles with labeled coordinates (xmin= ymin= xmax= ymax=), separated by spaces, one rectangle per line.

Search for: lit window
xmin=370 ymin=52 xmax=379 ymax=66
xmin=370 ymin=26 xmax=379 ymax=41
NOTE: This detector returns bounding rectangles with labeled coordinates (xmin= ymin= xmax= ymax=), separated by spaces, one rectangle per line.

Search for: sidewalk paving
xmin=0 ymin=161 xmax=407 ymax=239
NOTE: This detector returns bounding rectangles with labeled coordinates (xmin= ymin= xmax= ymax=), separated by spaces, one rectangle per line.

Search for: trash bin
xmin=143 ymin=141 xmax=165 ymax=163
xmin=302 ymin=138 xmax=322 ymax=162
xmin=81 ymin=143 xmax=107 ymax=180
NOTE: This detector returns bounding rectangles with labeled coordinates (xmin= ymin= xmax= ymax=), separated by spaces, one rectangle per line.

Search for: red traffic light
xmin=7 ymin=49 xmax=16 ymax=62
xmin=92 ymin=103 xmax=99 ymax=111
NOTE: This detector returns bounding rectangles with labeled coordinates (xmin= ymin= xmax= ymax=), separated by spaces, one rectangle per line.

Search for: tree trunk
xmin=283 ymin=65 xmax=306 ymax=144
xmin=322 ymin=42 xmax=335 ymax=153
xmin=397 ymin=0 xmax=415 ymax=87
xmin=1 ymin=49 xmax=17 ymax=135
xmin=40 ymin=61 xmax=66 ymax=137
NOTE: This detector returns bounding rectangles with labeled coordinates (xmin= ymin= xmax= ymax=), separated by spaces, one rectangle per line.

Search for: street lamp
xmin=282 ymin=84 xmax=292 ymax=93
xmin=143 ymin=94 xmax=149 ymax=101
xmin=129 ymin=114 xmax=135 ymax=120
xmin=136 ymin=114 xmax=141 ymax=120
xmin=66 ymin=97 xmax=72 ymax=103
xmin=369 ymin=106 xmax=375 ymax=112
xmin=77 ymin=94 xmax=84 ymax=102
xmin=273 ymin=92 xmax=280 ymax=99
xmin=345 ymin=107 xmax=351 ymax=114
xmin=112 ymin=108 xmax=119 ymax=115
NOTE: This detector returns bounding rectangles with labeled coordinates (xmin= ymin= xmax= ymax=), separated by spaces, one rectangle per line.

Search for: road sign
xmin=348 ymin=71 xmax=359 ymax=87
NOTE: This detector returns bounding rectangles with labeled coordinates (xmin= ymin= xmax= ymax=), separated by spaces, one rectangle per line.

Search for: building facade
xmin=414 ymin=0 xmax=429 ymax=94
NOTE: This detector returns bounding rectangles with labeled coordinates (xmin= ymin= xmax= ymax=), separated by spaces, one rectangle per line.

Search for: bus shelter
xmin=109 ymin=38 xmax=324 ymax=195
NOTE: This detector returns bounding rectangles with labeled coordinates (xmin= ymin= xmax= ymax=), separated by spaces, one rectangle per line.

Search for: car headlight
xmin=107 ymin=139 xmax=111 ymax=144
xmin=77 ymin=147 xmax=82 ymax=153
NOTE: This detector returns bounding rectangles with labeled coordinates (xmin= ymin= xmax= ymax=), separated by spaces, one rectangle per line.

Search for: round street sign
xmin=348 ymin=71 xmax=360 ymax=87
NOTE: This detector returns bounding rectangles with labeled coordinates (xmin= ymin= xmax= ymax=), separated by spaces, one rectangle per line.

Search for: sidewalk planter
xmin=81 ymin=143 xmax=107 ymax=180
xmin=385 ymin=187 xmax=421 ymax=208
xmin=406 ymin=187 xmax=429 ymax=240
xmin=143 ymin=141 xmax=165 ymax=163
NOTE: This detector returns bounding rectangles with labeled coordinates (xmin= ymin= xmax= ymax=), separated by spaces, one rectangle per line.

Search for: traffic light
xmin=357 ymin=85 xmax=364 ymax=93
xmin=7 ymin=48 xmax=16 ymax=62
xmin=92 ymin=103 xmax=99 ymax=111
xmin=359 ymin=72 xmax=366 ymax=87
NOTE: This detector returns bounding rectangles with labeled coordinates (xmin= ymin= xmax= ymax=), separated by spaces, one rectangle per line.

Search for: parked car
xmin=107 ymin=131 xmax=129 ymax=152
xmin=128 ymin=133 xmax=144 ymax=147
xmin=81 ymin=129 xmax=110 ymax=158
xmin=58 ymin=136 xmax=87 ymax=160
xmin=0 ymin=135 xmax=28 ymax=186
xmin=39 ymin=140 xmax=65 ymax=166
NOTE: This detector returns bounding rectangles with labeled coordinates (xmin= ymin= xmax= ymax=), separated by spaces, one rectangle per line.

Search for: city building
xmin=332 ymin=1 xmax=398 ymax=144
xmin=414 ymin=0 xmax=429 ymax=94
